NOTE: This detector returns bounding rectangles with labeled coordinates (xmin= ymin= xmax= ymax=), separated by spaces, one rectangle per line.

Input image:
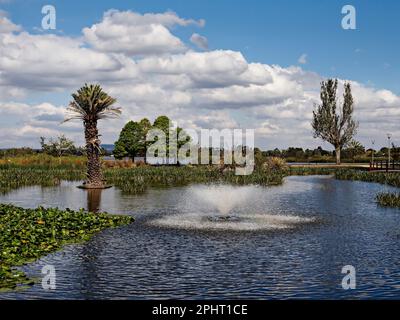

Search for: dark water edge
xmin=0 ymin=176 xmax=400 ymax=299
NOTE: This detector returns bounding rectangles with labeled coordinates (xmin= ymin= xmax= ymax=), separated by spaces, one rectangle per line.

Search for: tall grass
xmin=376 ymin=193 xmax=400 ymax=208
xmin=335 ymin=169 xmax=400 ymax=188
xmin=0 ymin=154 xmax=86 ymax=170
xmin=0 ymin=158 xmax=285 ymax=195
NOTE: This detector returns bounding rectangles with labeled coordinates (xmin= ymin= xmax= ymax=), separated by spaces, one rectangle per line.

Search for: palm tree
xmin=64 ymin=84 xmax=121 ymax=188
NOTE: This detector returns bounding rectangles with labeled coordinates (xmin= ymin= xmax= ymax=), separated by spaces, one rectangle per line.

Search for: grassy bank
xmin=288 ymin=167 xmax=337 ymax=176
xmin=0 ymin=204 xmax=133 ymax=290
xmin=335 ymin=169 xmax=400 ymax=188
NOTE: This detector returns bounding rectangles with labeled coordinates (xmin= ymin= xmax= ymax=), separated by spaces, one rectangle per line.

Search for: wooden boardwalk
xmin=369 ymin=160 xmax=400 ymax=172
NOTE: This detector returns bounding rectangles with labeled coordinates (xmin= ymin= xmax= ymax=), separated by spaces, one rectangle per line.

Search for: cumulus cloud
xmin=190 ymin=33 xmax=208 ymax=50
xmin=0 ymin=10 xmax=21 ymax=33
xmin=0 ymin=10 xmax=399 ymax=149
xmin=83 ymin=10 xmax=204 ymax=56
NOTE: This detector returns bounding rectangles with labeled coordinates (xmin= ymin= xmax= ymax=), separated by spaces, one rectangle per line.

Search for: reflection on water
xmin=87 ymin=189 xmax=102 ymax=213
xmin=0 ymin=176 xmax=400 ymax=299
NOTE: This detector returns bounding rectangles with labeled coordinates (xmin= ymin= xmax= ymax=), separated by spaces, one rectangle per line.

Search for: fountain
xmin=150 ymin=185 xmax=315 ymax=231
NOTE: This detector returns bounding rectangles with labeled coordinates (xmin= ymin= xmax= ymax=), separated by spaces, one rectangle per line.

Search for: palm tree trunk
xmin=84 ymin=120 xmax=104 ymax=188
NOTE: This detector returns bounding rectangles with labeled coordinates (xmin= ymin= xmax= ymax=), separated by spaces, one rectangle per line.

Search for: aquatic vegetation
xmin=376 ymin=193 xmax=400 ymax=208
xmin=0 ymin=165 xmax=285 ymax=195
xmin=106 ymin=166 xmax=285 ymax=193
xmin=0 ymin=168 xmax=84 ymax=194
xmin=0 ymin=204 xmax=133 ymax=290
xmin=288 ymin=166 xmax=336 ymax=176
xmin=335 ymin=169 xmax=400 ymax=188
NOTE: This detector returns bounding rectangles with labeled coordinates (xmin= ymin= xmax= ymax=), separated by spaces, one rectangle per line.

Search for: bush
xmin=262 ymin=157 xmax=288 ymax=172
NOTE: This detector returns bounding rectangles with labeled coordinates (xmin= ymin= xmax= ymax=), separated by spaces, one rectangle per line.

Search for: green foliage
xmin=0 ymin=204 xmax=133 ymax=289
xmin=115 ymin=116 xmax=191 ymax=161
xmin=312 ymin=79 xmax=358 ymax=164
xmin=64 ymin=84 xmax=120 ymax=123
xmin=114 ymin=121 xmax=144 ymax=159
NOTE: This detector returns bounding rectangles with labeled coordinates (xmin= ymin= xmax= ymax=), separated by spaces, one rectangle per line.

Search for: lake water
xmin=0 ymin=175 xmax=399 ymax=299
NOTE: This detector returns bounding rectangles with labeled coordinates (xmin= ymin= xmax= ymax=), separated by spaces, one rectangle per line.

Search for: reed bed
xmin=105 ymin=166 xmax=285 ymax=194
xmin=0 ymin=164 xmax=285 ymax=195
xmin=376 ymin=193 xmax=400 ymax=208
xmin=288 ymin=167 xmax=336 ymax=176
xmin=0 ymin=168 xmax=84 ymax=194
xmin=335 ymin=169 xmax=400 ymax=188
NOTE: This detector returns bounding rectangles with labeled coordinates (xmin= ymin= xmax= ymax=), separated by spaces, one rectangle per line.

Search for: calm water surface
xmin=0 ymin=175 xmax=399 ymax=299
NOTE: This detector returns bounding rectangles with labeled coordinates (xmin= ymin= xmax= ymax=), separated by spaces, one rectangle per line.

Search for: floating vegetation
xmin=0 ymin=204 xmax=133 ymax=290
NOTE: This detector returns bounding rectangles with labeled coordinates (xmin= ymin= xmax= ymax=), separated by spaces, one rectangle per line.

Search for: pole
xmin=370 ymin=140 xmax=375 ymax=170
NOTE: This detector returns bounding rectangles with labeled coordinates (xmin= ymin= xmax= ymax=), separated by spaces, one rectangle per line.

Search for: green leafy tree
xmin=64 ymin=84 xmax=121 ymax=188
xmin=114 ymin=118 xmax=153 ymax=161
xmin=113 ymin=140 xmax=128 ymax=159
xmin=312 ymin=79 xmax=358 ymax=165
xmin=114 ymin=121 xmax=143 ymax=159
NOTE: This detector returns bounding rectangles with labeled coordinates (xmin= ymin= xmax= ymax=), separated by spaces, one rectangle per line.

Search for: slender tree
xmin=312 ymin=79 xmax=358 ymax=165
xmin=64 ymin=84 xmax=121 ymax=188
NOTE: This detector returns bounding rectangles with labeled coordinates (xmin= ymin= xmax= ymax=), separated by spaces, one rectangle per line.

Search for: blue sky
xmin=3 ymin=0 xmax=399 ymax=93
xmin=1 ymin=0 xmax=400 ymax=149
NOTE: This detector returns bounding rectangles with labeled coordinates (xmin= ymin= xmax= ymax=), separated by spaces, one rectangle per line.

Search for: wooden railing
xmin=370 ymin=160 xmax=400 ymax=172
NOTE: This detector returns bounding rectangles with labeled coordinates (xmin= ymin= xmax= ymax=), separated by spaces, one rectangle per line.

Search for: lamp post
xmin=371 ymin=139 xmax=375 ymax=165
xmin=387 ymin=134 xmax=392 ymax=165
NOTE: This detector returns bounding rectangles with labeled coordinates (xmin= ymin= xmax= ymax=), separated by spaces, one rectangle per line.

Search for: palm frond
xmin=63 ymin=83 xmax=121 ymax=123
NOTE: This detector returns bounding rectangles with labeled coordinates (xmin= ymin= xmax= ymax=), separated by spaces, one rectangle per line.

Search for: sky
xmin=0 ymin=0 xmax=400 ymax=150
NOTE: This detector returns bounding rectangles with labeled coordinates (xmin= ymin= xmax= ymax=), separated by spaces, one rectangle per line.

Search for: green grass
xmin=0 ymin=204 xmax=133 ymax=290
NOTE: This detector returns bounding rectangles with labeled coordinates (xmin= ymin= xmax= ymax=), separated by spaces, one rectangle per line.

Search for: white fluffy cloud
xmin=0 ymin=10 xmax=20 ymax=34
xmin=0 ymin=9 xmax=400 ymax=149
xmin=83 ymin=10 xmax=204 ymax=56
